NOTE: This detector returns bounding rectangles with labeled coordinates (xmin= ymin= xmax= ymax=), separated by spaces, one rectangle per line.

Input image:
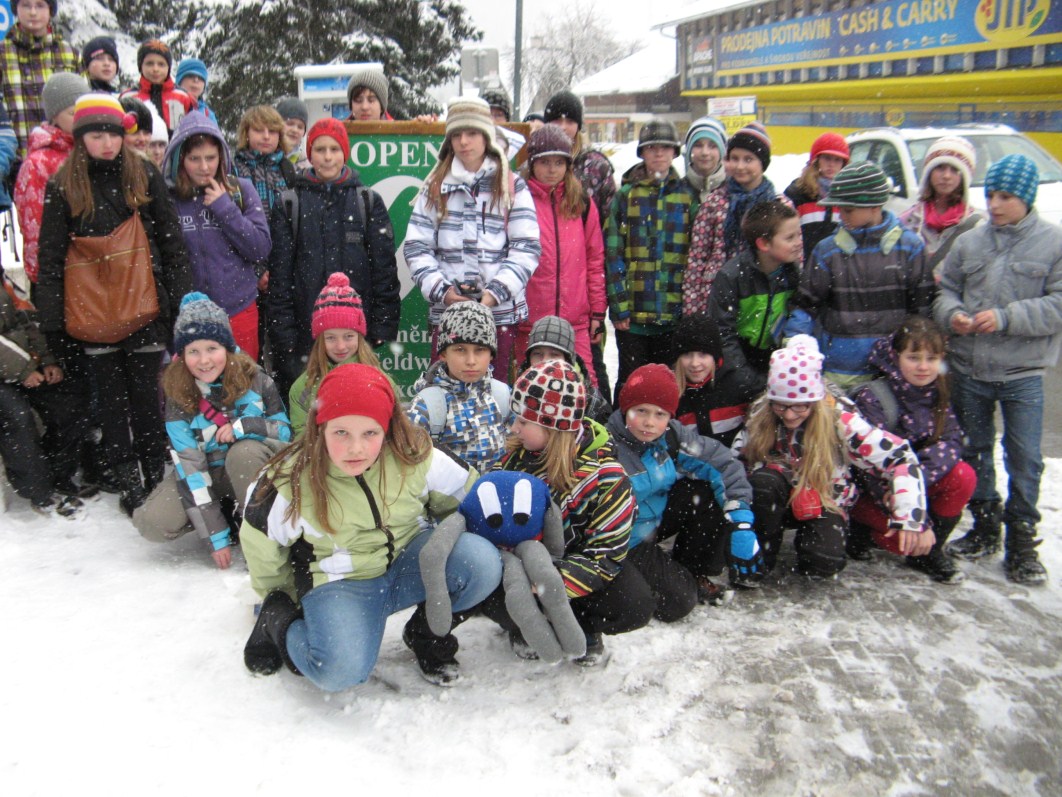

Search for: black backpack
xmin=279 ymin=184 xmax=376 ymax=247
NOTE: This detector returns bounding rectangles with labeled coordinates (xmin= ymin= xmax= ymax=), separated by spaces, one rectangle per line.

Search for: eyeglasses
xmin=770 ymin=401 xmax=811 ymax=415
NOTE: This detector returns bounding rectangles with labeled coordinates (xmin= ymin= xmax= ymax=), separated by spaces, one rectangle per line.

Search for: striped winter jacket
xmin=241 ymin=446 xmax=480 ymax=600
xmin=165 ymin=368 xmax=291 ymax=550
xmin=499 ymin=419 xmax=635 ymax=598
xmin=405 ymin=158 xmax=541 ymax=326
xmin=0 ymin=24 xmax=79 ymax=157
xmin=605 ymin=163 xmax=695 ymax=327
xmin=785 ymin=211 xmax=935 ymax=386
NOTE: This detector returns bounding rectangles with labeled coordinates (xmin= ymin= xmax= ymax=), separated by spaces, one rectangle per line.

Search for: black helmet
xmin=637 ymin=120 xmax=681 ymax=158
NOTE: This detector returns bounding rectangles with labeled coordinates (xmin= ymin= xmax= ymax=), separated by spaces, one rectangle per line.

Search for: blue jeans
xmin=285 ymin=530 xmax=502 ymax=692
xmin=951 ymin=372 xmax=1043 ymax=525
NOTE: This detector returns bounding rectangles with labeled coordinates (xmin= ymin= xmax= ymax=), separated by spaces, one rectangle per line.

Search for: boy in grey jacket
xmin=934 ymin=154 xmax=1062 ymax=585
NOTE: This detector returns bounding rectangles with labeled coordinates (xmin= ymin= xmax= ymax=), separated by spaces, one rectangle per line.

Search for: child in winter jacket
xmin=241 ymin=363 xmax=502 ymax=689
xmin=119 ymin=96 xmax=154 ymax=158
xmin=848 ymin=318 xmax=975 ymax=584
xmin=734 ymin=336 xmax=930 ymax=582
xmin=164 ymin=111 xmax=271 ymax=360
xmin=515 ymin=315 xmax=611 ymax=425
xmin=404 ymin=359 xmax=650 ymax=670
xmin=119 ymin=40 xmax=194 ymax=134
xmin=268 ymin=116 xmax=399 ymax=399
xmin=605 ymin=119 xmax=695 ymax=401
xmin=0 ymin=0 xmax=79 ymax=157
xmin=36 ymin=93 xmax=193 ymax=517
xmin=934 ymin=154 xmax=1062 ymax=586
xmin=288 ymin=273 xmax=383 ymax=436
xmin=607 ymin=365 xmax=756 ymax=612
xmin=174 ymin=58 xmax=217 ymax=124
xmin=405 ymin=95 xmax=540 ymax=379
xmin=785 ymin=162 xmax=936 ymax=389
xmin=517 ymin=124 xmax=606 ymax=383
xmin=672 ymin=314 xmax=759 ymax=449
xmin=233 ymin=104 xmax=297 ymax=212
xmin=0 ymin=275 xmax=87 ymax=518
xmin=13 ymin=71 xmax=86 ymax=285
xmin=685 ymin=123 xmax=787 ymax=315
xmin=783 ymin=132 xmax=850 ymax=262
xmin=80 ymin=36 xmax=120 ymax=94
xmin=900 ymin=136 xmax=983 ymax=276
xmin=407 ymin=302 xmax=510 ymax=470
xmin=681 ymin=115 xmax=727 ymax=220
xmin=709 ymin=200 xmax=802 ymax=394
xmin=275 ymin=96 xmax=310 ymax=172
xmin=163 ymin=111 xmax=269 ymax=361
xmin=133 ymin=293 xmax=291 ymax=569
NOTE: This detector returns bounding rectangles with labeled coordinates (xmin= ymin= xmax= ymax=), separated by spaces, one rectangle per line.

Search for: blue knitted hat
xmin=985 ymin=154 xmax=1038 ymax=210
xmin=173 ymin=292 xmax=236 ymax=354
xmin=684 ymin=116 xmax=727 ymax=171
xmin=175 ymin=58 xmax=208 ymax=88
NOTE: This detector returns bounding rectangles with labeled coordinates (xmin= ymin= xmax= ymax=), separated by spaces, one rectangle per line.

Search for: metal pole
xmin=514 ymin=0 xmax=523 ymax=119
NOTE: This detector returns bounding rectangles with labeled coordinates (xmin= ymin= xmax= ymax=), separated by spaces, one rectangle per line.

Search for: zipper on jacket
xmin=551 ymin=187 xmax=562 ymax=315
xmin=355 ymin=474 xmax=396 ymax=566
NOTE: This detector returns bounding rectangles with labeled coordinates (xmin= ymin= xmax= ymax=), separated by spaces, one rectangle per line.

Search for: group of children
xmin=1 ymin=0 xmax=1059 ymax=695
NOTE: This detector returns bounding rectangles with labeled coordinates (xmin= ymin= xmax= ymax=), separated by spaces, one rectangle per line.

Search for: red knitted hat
xmin=307 ymin=117 xmax=351 ymax=163
xmin=810 ymin=132 xmax=850 ymax=164
xmin=618 ymin=364 xmax=679 ymax=417
xmin=315 ymin=363 xmax=395 ymax=430
xmin=312 ymin=272 xmax=367 ymax=339
xmin=511 ymin=361 xmax=586 ymax=431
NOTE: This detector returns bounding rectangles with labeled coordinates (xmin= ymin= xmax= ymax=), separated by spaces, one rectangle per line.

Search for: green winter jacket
xmin=241 ymin=445 xmax=479 ymax=600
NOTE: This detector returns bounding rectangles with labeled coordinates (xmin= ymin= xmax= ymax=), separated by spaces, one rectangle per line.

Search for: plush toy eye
xmin=512 ymin=478 xmax=532 ymax=525
xmin=476 ymin=481 xmax=504 ymax=528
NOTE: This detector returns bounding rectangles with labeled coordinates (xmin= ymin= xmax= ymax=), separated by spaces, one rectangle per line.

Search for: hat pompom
xmin=787 ymin=334 xmax=820 ymax=355
xmin=180 ymin=291 xmax=210 ymax=309
xmin=326 ymin=272 xmax=351 ymax=289
xmin=123 ymin=112 xmax=138 ymax=135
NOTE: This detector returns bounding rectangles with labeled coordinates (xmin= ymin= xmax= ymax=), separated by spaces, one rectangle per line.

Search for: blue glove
xmin=726 ymin=507 xmax=765 ymax=587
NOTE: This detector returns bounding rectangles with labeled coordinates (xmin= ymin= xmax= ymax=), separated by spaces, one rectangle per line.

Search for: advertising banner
xmin=714 ymin=0 xmax=1062 ymax=75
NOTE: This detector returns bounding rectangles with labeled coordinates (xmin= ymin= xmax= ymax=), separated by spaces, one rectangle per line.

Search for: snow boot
xmin=142 ymin=458 xmax=166 ymax=497
xmin=906 ymin=514 xmax=965 ymax=585
xmin=31 ymin=492 xmax=85 ymax=520
xmin=947 ymin=500 xmax=1001 ymax=560
xmin=54 ymin=477 xmax=101 ymax=501
xmin=508 ymin=629 xmax=540 ymax=661
xmin=697 ymin=576 xmax=734 ymax=606
xmin=845 ymin=520 xmax=875 ymax=561
xmin=244 ymin=591 xmax=301 ymax=675
xmin=114 ymin=461 xmax=148 ymax=517
xmin=1004 ymin=521 xmax=1048 ymax=586
xmin=402 ymin=605 xmax=461 ymax=686
xmin=573 ymin=632 xmax=610 ymax=667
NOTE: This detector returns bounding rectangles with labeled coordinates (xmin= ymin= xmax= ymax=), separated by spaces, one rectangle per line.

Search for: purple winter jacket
xmin=163 ymin=111 xmax=271 ymax=316
xmin=852 ymin=335 xmax=963 ymax=500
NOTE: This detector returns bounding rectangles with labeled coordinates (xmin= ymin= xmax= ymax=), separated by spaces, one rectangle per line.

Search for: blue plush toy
xmin=419 ymin=472 xmax=586 ymax=662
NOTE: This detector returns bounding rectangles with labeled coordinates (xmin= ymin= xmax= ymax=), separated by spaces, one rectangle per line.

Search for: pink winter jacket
xmin=14 ymin=123 xmax=73 ymax=283
xmin=525 ymin=176 xmax=607 ymax=328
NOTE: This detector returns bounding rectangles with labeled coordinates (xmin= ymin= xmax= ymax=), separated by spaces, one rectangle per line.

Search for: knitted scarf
xmin=724 ymin=175 xmax=777 ymax=255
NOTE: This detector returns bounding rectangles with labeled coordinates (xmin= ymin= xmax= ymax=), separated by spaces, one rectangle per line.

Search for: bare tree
xmin=514 ymin=1 xmax=639 ymax=112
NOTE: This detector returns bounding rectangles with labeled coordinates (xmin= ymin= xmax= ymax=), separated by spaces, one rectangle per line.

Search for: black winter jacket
xmin=267 ymin=168 xmax=399 ymax=357
xmin=36 ymin=154 xmax=192 ymax=352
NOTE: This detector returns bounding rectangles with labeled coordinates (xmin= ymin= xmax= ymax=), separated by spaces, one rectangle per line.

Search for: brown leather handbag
xmin=64 ymin=211 xmax=159 ymax=344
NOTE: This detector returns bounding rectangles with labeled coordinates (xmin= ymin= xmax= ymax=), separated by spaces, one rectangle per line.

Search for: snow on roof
xmin=654 ymin=0 xmax=763 ymax=29
xmin=573 ymin=36 xmax=678 ymax=97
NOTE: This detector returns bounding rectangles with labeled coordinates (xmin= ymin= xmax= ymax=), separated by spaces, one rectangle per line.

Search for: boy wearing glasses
xmin=784 ymin=162 xmax=935 ymax=389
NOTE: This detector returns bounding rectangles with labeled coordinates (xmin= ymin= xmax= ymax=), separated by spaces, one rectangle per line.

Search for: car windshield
xmin=908 ymin=135 xmax=1062 ymax=186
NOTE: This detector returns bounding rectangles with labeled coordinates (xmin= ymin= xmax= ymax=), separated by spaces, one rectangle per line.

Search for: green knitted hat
xmin=821 ymin=161 xmax=892 ymax=208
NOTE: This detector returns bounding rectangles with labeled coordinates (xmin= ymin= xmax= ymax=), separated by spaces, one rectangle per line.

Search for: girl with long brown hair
xmin=405 ymin=95 xmax=540 ymax=379
xmin=35 ymin=93 xmax=191 ymax=515
xmin=164 ymin=112 xmax=271 ymax=359
xmin=240 ymin=363 xmax=502 ymax=690
xmin=133 ymin=293 xmax=290 ymax=569
xmin=516 ymin=124 xmax=605 ymax=384
xmin=735 ymin=335 xmax=930 ymax=583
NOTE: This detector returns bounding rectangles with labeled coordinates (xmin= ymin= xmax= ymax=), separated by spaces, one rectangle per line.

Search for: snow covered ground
xmin=3 ymin=445 xmax=1060 ymax=795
